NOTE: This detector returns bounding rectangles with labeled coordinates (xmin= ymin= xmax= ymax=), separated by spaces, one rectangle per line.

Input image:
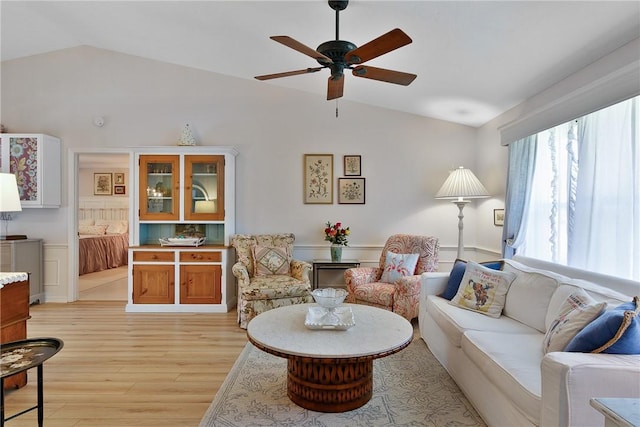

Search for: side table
xmin=590 ymin=398 xmax=640 ymax=427
xmin=312 ymin=259 xmax=360 ymax=289
xmin=0 ymin=338 xmax=64 ymax=427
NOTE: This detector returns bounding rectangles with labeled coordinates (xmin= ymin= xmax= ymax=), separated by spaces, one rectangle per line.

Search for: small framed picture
xmin=304 ymin=154 xmax=333 ymax=204
xmin=114 ymin=173 xmax=125 ymax=185
xmin=343 ymin=155 xmax=361 ymax=176
xmin=494 ymin=209 xmax=505 ymax=226
xmin=94 ymin=173 xmax=112 ymax=195
xmin=114 ymin=185 xmax=126 ymax=195
xmin=338 ymin=178 xmax=365 ymax=204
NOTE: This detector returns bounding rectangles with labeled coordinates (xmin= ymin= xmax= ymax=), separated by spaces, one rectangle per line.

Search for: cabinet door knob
xmin=152 ymin=255 xmax=158 ymax=260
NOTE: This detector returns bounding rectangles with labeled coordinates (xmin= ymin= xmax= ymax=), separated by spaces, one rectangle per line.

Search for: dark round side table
xmin=0 ymin=338 xmax=64 ymax=427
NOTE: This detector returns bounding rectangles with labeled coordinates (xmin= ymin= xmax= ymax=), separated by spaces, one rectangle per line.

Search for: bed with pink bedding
xmin=78 ymin=221 xmax=129 ymax=275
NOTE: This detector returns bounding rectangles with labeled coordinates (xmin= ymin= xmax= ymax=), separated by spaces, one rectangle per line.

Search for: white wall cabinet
xmin=127 ymin=146 xmax=237 ymax=313
xmin=0 ymin=134 xmax=61 ymax=208
xmin=0 ymin=238 xmax=44 ymax=304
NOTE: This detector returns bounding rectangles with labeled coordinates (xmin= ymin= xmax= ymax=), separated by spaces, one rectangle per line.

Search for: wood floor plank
xmin=3 ymin=301 xmax=247 ymax=426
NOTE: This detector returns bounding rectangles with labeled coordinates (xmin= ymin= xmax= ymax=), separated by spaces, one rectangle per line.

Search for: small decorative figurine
xmin=177 ymin=123 xmax=196 ymax=146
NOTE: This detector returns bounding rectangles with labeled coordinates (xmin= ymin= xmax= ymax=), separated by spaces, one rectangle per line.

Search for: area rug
xmin=200 ymin=338 xmax=486 ymax=427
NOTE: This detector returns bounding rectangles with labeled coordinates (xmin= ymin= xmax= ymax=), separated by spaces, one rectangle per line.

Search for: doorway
xmin=74 ymin=152 xmax=131 ymax=301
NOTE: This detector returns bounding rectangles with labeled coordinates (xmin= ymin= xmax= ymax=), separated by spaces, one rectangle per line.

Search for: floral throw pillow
xmin=252 ymin=245 xmax=291 ymax=276
xmin=449 ymin=261 xmax=516 ymax=318
xmin=380 ymin=252 xmax=420 ymax=283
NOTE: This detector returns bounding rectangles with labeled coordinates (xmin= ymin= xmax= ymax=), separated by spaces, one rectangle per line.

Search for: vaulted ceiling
xmin=2 ymin=1 xmax=639 ymax=127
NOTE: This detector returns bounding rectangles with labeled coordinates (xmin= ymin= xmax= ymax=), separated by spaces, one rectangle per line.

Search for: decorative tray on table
xmin=159 ymin=236 xmax=207 ymax=247
xmin=305 ymin=306 xmax=355 ymax=330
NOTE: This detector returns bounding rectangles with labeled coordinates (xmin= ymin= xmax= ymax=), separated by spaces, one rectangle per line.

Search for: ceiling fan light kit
xmin=255 ymin=0 xmax=417 ymax=101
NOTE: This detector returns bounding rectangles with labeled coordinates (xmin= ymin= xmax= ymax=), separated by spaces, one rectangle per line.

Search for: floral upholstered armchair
xmin=230 ymin=233 xmax=314 ymax=329
xmin=345 ymin=234 xmax=439 ymax=321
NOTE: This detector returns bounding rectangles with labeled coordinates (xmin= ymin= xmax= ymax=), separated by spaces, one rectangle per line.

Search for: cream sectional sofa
xmin=419 ymin=255 xmax=640 ymax=427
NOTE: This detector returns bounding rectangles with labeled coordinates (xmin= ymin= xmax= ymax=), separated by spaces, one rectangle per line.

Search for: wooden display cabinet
xmin=128 ymin=146 xmax=237 ymax=314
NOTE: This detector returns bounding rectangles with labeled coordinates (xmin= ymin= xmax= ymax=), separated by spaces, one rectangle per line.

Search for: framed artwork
xmin=114 ymin=173 xmax=125 ymax=185
xmin=94 ymin=173 xmax=112 ymax=195
xmin=494 ymin=209 xmax=505 ymax=226
xmin=114 ymin=185 xmax=126 ymax=195
xmin=338 ymin=178 xmax=366 ymax=204
xmin=304 ymin=154 xmax=333 ymax=204
xmin=343 ymin=155 xmax=361 ymax=176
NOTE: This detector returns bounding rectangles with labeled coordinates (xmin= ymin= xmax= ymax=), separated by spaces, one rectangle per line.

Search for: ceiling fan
xmin=255 ymin=0 xmax=417 ymax=101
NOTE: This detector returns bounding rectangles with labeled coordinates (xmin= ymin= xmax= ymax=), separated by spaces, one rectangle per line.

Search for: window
xmin=512 ymin=96 xmax=639 ymax=280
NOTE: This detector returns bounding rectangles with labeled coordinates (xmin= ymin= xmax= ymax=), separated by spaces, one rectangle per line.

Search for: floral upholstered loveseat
xmin=230 ymin=233 xmax=314 ymax=329
xmin=345 ymin=234 xmax=439 ymax=320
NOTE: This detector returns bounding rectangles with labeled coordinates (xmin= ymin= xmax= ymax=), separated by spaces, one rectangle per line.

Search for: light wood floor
xmin=3 ymin=301 xmax=248 ymax=427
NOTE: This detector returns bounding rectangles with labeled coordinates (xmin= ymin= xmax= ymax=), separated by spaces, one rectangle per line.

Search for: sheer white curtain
xmin=571 ymin=97 xmax=639 ymax=279
xmin=518 ymin=96 xmax=639 ymax=281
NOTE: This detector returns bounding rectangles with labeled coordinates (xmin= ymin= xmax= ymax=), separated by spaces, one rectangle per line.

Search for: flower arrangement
xmin=324 ymin=221 xmax=350 ymax=246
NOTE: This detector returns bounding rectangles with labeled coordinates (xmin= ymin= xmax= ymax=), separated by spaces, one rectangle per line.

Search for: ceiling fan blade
xmin=255 ymin=67 xmax=325 ymax=81
xmin=352 ymin=65 xmax=417 ymax=86
xmin=345 ymin=28 xmax=412 ymax=64
xmin=327 ymin=75 xmax=344 ymax=100
xmin=270 ymin=36 xmax=333 ymax=63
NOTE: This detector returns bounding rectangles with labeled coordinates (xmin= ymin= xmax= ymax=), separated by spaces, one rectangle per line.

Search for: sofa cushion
xmin=427 ymin=295 xmax=538 ymax=347
xmin=441 ymin=259 xmax=504 ymax=300
xmin=462 ymin=330 xmax=543 ymax=425
xmin=252 ymin=245 xmax=291 ymax=276
xmin=543 ymin=285 xmax=607 ymax=353
xmin=566 ymin=296 xmax=640 ymax=354
xmin=380 ymin=251 xmax=419 ymax=283
xmin=502 ymin=258 xmax=566 ymax=332
xmin=450 ymin=262 xmax=516 ymax=318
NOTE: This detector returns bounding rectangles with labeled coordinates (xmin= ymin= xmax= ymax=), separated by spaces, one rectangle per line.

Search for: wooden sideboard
xmin=0 ymin=273 xmax=30 ymax=389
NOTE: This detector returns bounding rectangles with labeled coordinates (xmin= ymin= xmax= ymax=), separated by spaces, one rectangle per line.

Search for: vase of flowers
xmin=324 ymin=221 xmax=350 ymax=262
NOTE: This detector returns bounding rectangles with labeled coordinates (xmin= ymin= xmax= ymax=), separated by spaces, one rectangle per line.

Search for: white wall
xmin=2 ymin=46 xmax=495 ymax=300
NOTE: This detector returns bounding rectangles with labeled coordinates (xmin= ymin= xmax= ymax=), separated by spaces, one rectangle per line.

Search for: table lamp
xmin=435 ymin=166 xmax=489 ymax=259
xmin=0 ymin=173 xmax=23 ymax=240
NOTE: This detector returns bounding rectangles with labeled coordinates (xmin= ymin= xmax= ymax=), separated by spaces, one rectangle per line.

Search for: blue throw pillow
xmin=565 ymin=296 xmax=640 ymax=354
xmin=441 ymin=259 xmax=503 ymax=300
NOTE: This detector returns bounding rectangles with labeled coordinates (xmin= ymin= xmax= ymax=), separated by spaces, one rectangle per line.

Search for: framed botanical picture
xmin=114 ymin=185 xmax=126 ymax=195
xmin=114 ymin=173 xmax=125 ymax=185
xmin=94 ymin=173 xmax=112 ymax=195
xmin=304 ymin=154 xmax=333 ymax=204
xmin=343 ymin=155 xmax=361 ymax=176
xmin=494 ymin=209 xmax=505 ymax=226
xmin=338 ymin=178 xmax=365 ymax=204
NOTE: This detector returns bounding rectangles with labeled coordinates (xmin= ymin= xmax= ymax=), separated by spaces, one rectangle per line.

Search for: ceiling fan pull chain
xmin=336 ymin=99 xmax=339 ymax=118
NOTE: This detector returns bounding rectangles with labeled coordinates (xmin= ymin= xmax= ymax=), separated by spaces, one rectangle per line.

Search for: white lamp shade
xmin=0 ymin=173 xmax=22 ymax=212
xmin=435 ymin=166 xmax=489 ymax=199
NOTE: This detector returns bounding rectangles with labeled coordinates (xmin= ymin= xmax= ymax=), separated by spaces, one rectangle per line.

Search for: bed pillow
xmin=565 ymin=296 xmax=640 ymax=354
xmin=79 ymin=218 xmax=95 ymax=226
xmin=449 ymin=261 xmax=516 ymax=318
xmin=380 ymin=252 xmax=420 ymax=283
xmin=95 ymin=219 xmax=128 ymax=234
xmin=441 ymin=259 xmax=503 ymax=300
xmin=78 ymin=224 xmax=108 ymax=235
xmin=543 ymin=286 xmax=607 ymax=353
xmin=252 ymin=245 xmax=291 ymax=276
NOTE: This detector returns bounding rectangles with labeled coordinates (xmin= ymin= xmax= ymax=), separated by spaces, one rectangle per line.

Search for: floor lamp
xmin=0 ymin=173 xmax=23 ymax=240
xmin=435 ymin=167 xmax=489 ymax=259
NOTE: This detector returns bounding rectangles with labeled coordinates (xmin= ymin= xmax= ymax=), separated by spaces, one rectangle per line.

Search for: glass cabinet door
xmin=185 ymin=155 xmax=224 ymax=221
xmin=139 ymin=155 xmax=180 ymax=220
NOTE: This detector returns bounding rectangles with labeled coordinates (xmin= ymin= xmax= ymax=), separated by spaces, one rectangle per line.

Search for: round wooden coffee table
xmin=246 ymin=303 xmax=413 ymax=413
